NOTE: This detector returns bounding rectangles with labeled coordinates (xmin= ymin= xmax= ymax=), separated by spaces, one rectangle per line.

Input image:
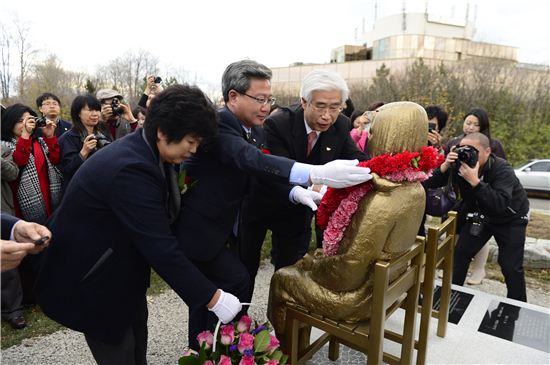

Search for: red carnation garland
xmin=317 ymin=146 xmax=444 ymax=256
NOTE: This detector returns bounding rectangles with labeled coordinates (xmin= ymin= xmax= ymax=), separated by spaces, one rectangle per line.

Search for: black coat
xmin=423 ymin=155 xmax=529 ymax=224
xmin=173 ymin=107 xmax=295 ymax=262
xmin=35 ymin=129 xmax=218 ymax=343
xmin=243 ymin=105 xmax=367 ymax=217
xmin=1 ymin=213 xmax=18 ymax=240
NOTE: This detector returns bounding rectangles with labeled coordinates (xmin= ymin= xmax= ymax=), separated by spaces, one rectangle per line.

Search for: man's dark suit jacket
xmin=243 ymin=104 xmax=367 ymax=214
xmin=35 ymin=129 xmax=219 ymax=344
xmin=173 ymin=107 xmax=295 ymax=262
xmin=1 ymin=213 xmax=18 ymax=240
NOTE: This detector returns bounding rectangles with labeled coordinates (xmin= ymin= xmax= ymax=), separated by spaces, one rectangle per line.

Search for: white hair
xmin=299 ymin=69 xmax=349 ymax=103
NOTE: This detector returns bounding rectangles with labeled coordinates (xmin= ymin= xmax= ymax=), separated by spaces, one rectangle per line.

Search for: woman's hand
xmin=21 ymin=115 xmax=36 ymax=139
xmin=80 ymin=134 xmax=98 ymax=159
xmin=428 ymin=130 xmax=442 ymax=147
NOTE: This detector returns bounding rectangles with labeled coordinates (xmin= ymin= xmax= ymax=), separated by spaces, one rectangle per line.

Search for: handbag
xmin=425 ymin=174 xmax=457 ymax=217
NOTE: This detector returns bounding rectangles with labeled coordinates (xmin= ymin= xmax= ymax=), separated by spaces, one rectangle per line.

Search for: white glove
xmin=208 ymin=289 xmax=242 ymax=324
xmin=309 ymin=160 xmax=372 ymax=188
xmin=292 ymin=186 xmax=323 ymax=211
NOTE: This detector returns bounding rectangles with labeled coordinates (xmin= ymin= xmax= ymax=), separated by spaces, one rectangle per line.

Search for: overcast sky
xmin=1 ymin=0 xmax=549 ymax=93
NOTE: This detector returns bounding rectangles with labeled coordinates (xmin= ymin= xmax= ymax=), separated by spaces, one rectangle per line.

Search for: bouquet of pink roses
xmin=178 ymin=315 xmax=288 ymax=365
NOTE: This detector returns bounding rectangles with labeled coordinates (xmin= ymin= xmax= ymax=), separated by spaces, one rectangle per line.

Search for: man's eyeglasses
xmin=41 ymin=101 xmax=59 ymax=107
xmin=309 ymin=103 xmax=343 ymax=115
xmin=241 ymin=93 xmax=276 ymax=106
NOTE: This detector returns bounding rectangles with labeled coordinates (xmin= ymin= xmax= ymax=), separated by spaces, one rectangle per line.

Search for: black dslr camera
xmin=153 ymin=76 xmax=162 ymax=83
xmin=92 ymin=132 xmax=111 ymax=149
xmin=111 ymin=98 xmax=124 ymax=116
xmin=466 ymin=212 xmax=486 ymax=237
xmin=35 ymin=116 xmax=47 ymax=128
xmin=454 ymin=145 xmax=478 ymax=168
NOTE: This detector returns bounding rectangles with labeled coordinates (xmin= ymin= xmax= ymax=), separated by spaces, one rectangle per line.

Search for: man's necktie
xmin=307 ymin=131 xmax=317 ymax=156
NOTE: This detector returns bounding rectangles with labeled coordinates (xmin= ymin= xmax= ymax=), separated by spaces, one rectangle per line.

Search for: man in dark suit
xmin=1 ymin=214 xmax=50 ymax=272
xmin=238 ymin=70 xmax=368 ymax=302
xmin=173 ymin=61 xmax=373 ymax=349
xmin=35 ymin=85 xmax=244 ymax=365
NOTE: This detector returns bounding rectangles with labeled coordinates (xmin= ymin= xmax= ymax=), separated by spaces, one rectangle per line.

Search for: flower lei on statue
xmin=316 ymin=146 xmax=444 ymax=257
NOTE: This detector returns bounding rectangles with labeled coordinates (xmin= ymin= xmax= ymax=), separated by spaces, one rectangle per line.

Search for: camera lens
xmin=154 ymin=76 xmax=162 ymax=84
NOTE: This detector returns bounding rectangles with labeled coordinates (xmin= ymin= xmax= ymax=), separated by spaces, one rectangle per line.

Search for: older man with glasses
xmin=237 ymin=69 xmax=368 ymax=304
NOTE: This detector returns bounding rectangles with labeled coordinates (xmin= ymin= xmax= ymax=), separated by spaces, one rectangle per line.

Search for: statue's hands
xmin=301 ymin=253 xmax=314 ymax=270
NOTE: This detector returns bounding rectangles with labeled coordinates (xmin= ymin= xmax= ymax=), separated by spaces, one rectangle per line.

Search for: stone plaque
xmin=478 ymin=301 xmax=550 ymax=353
xmin=431 ymin=285 xmax=474 ymax=324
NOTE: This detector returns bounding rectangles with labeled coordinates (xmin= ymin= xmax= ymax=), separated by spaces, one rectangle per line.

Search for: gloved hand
xmin=292 ymin=186 xmax=323 ymax=211
xmin=309 ymin=160 xmax=372 ymax=188
xmin=208 ymin=289 xmax=242 ymax=324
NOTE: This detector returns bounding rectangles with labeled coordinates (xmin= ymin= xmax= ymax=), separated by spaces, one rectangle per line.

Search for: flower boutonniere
xmin=178 ymin=169 xmax=196 ymax=195
xmin=259 ymin=144 xmax=270 ymax=155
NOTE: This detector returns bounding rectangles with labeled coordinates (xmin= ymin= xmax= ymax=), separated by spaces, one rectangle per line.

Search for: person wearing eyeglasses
xmin=36 ymin=93 xmax=72 ymax=138
xmin=237 ymin=69 xmax=368 ymax=304
xmin=173 ymin=61 xmax=372 ymax=350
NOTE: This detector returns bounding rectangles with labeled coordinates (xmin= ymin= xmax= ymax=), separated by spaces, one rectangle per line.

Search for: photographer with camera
xmin=96 ymin=89 xmax=139 ymax=141
xmin=137 ymin=75 xmax=163 ymax=109
xmin=424 ymin=132 xmax=529 ymax=302
xmin=36 ymin=93 xmax=72 ymax=138
xmin=59 ymin=95 xmax=111 ymax=189
xmin=445 ymin=108 xmax=507 ymax=285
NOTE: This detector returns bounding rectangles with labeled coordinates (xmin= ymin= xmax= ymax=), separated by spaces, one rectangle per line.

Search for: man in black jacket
xmin=238 ymin=70 xmax=367 ymax=303
xmin=424 ymin=132 xmax=529 ymax=301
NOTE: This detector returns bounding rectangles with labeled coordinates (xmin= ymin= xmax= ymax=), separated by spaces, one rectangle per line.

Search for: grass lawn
xmin=2 ymin=211 xmax=549 ymax=349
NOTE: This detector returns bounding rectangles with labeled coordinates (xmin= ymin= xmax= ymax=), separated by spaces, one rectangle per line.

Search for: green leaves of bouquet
xmin=179 ymin=315 xmax=288 ymax=365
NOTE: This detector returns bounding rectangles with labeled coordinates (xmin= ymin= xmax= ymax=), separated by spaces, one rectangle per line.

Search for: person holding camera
xmin=36 ymin=93 xmax=72 ymax=138
xmin=59 ymin=95 xmax=109 ymax=189
xmin=445 ymin=108 xmax=506 ymax=285
xmin=0 ymin=104 xmax=62 ymax=224
xmin=96 ymin=89 xmax=139 ymax=141
xmin=138 ymin=75 xmax=163 ymax=109
xmin=424 ymin=132 xmax=529 ymax=302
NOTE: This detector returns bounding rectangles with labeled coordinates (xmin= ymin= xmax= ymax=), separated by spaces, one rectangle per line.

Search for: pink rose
xmin=196 ymin=330 xmax=214 ymax=350
xmin=237 ymin=332 xmax=255 ymax=354
xmin=239 ymin=355 xmax=256 ymax=365
xmin=237 ymin=315 xmax=252 ymax=333
xmin=266 ymin=360 xmax=279 ymax=365
xmin=266 ymin=334 xmax=280 ymax=353
xmin=218 ymin=355 xmax=232 ymax=365
xmin=220 ymin=324 xmax=235 ymax=346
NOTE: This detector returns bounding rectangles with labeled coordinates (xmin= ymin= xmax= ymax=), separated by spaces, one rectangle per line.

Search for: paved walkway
xmin=1 ymin=261 xmax=548 ymax=364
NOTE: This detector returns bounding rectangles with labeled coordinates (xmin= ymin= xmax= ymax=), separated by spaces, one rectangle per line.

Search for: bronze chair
xmin=386 ymin=211 xmax=457 ymax=365
xmin=284 ymin=237 xmax=425 ymax=365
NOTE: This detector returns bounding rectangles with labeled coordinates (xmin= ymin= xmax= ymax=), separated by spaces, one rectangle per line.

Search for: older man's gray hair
xmin=300 ymin=69 xmax=349 ymax=104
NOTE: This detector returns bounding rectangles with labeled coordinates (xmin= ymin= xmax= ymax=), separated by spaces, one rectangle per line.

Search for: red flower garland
xmin=316 ymin=146 xmax=444 ymax=255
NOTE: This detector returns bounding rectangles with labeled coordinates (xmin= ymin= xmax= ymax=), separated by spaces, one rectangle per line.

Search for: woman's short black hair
xmin=144 ymin=84 xmax=218 ymax=145
xmin=70 ymin=95 xmax=102 ymax=136
xmin=425 ymin=105 xmax=448 ymax=131
xmin=465 ymin=108 xmax=490 ymax=138
xmin=1 ymin=103 xmax=37 ymax=141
